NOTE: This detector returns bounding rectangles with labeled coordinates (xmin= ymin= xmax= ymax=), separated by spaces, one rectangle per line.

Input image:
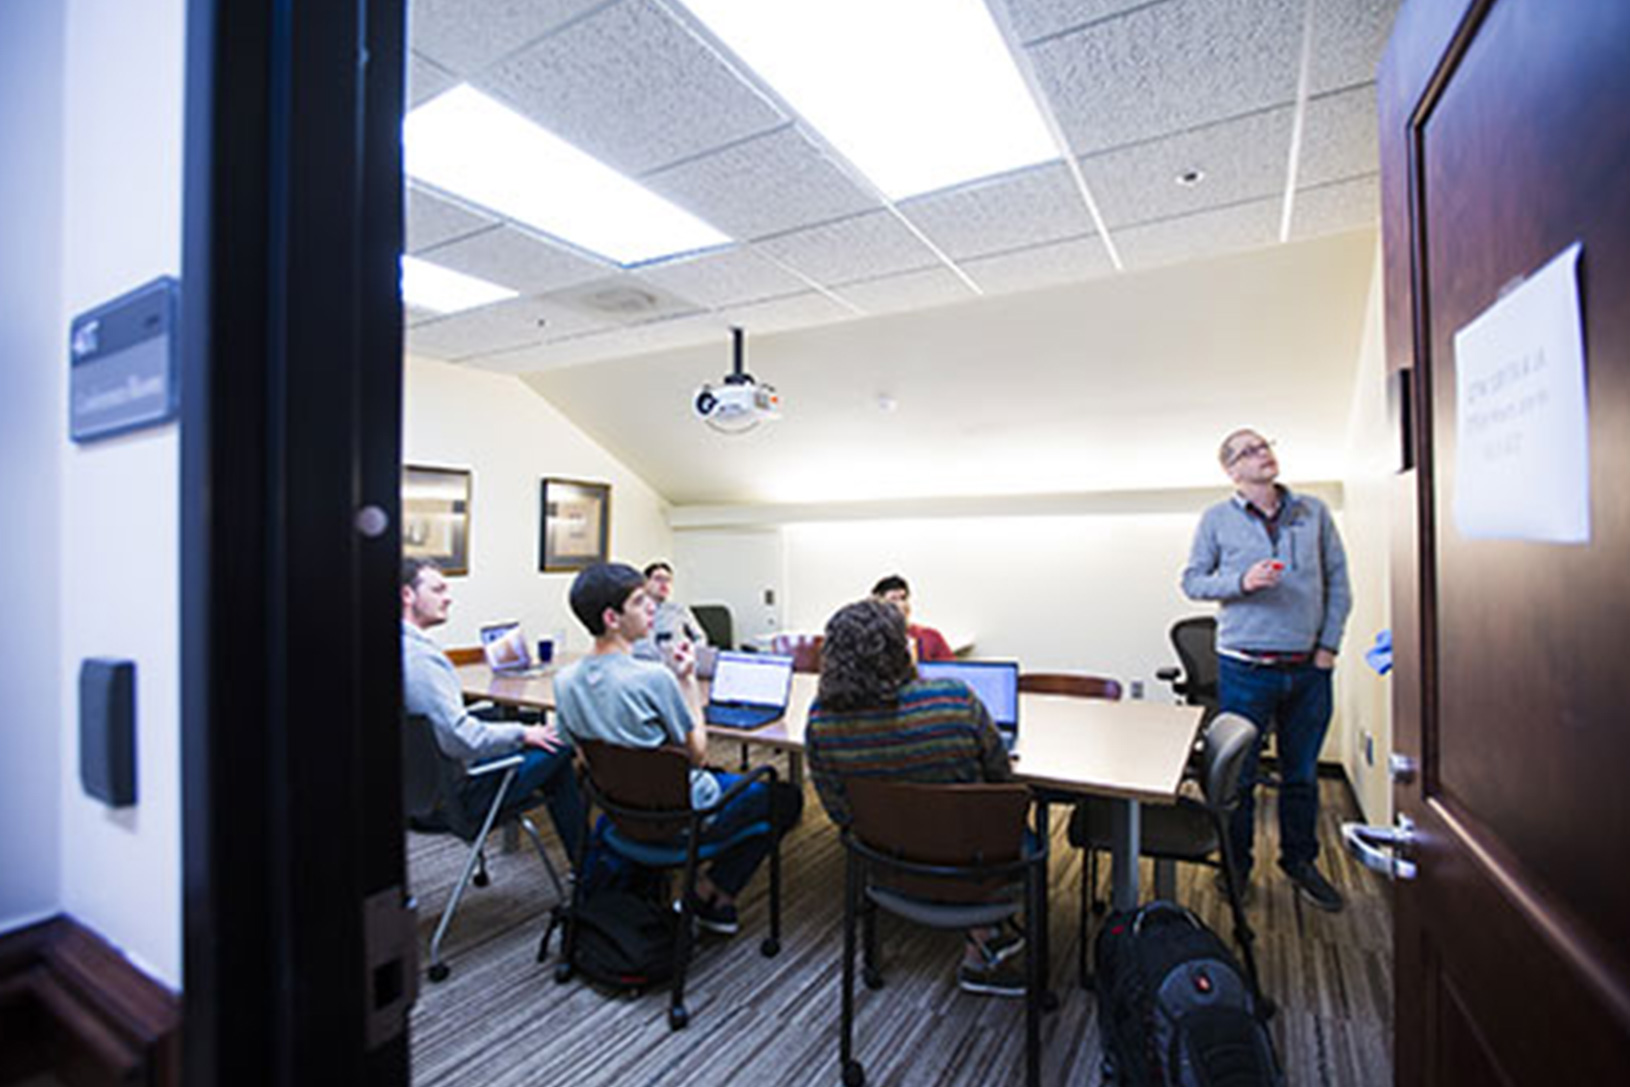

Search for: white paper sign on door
xmin=1452 ymin=242 xmax=1589 ymax=543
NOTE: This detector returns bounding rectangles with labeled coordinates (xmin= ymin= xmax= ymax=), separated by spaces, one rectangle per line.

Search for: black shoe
xmin=970 ymin=923 xmax=1025 ymax=967
xmin=677 ymin=894 xmax=740 ymax=935
xmin=956 ymin=955 xmax=1026 ymax=997
xmin=1283 ymin=860 xmax=1344 ymax=913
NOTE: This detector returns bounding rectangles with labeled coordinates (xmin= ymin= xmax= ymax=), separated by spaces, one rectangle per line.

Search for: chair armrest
xmin=467 ymin=752 xmax=525 ymax=777
xmin=1155 ymin=667 xmax=1181 ymax=681
xmin=697 ymin=761 xmax=778 ymax=816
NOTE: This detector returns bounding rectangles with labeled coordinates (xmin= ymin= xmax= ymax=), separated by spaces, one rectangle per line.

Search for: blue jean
xmin=700 ymin=771 xmax=802 ymax=896
xmin=1217 ymin=655 xmax=1333 ymax=873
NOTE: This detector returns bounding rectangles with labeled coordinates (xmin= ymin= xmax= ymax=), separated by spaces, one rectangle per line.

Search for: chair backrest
xmin=1196 ymin=713 xmax=1259 ymax=811
xmin=1170 ymin=616 xmax=1220 ymax=706
xmin=691 ymin=604 xmax=734 ymax=650
xmin=1016 ymin=672 xmax=1123 ymax=700
xmin=402 ymin=713 xmax=490 ymax=840
xmin=848 ymin=779 xmax=1031 ymax=902
xmin=579 ymin=739 xmax=694 ymax=842
xmin=768 ymin=632 xmax=823 ymax=673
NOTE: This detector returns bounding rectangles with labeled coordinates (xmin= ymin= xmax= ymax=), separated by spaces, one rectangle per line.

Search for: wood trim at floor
xmin=0 ymin=915 xmax=180 ymax=1087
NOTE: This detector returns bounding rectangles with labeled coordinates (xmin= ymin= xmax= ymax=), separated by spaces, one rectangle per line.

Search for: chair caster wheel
xmin=473 ymin=872 xmax=490 ymax=888
xmin=554 ymin=962 xmax=574 ymax=984
xmin=842 ymin=1059 xmax=866 ymax=1087
xmin=668 ymin=1004 xmax=689 ymax=1030
xmin=862 ymin=968 xmax=884 ymax=990
xmin=427 ymin=962 xmax=450 ymax=983
xmin=761 ymin=937 xmax=781 ymax=957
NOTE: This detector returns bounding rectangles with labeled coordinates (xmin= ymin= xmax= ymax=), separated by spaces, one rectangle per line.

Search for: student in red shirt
xmin=871 ymin=574 xmax=954 ymax=662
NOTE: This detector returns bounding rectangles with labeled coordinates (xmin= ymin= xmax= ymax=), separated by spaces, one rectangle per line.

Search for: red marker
xmin=1269 ymin=560 xmax=1285 ymax=571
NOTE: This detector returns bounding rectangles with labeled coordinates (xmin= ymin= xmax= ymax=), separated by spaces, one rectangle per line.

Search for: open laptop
xmin=704 ymin=651 xmax=795 ymax=729
xmin=479 ymin=621 xmax=550 ymax=676
xmin=917 ymin=660 xmax=1021 ymax=750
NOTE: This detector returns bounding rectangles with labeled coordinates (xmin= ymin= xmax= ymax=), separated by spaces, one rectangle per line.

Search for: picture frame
xmin=540 ymin=478 xmax=611 ymax=572
xmin=402 ymin=465 xmax=472 ymax=576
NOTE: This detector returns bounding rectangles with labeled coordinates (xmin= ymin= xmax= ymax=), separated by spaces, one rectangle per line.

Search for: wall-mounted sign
xmin=70 ymin=275 xmax=180 ymax=443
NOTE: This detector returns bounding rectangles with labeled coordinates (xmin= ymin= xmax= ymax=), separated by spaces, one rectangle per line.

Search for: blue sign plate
xmin=70 ymin=275 xmax=180 ymax=442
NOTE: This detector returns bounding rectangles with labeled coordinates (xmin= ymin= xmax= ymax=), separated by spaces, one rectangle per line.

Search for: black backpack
xmin=562 ymin=885 xmax=678 ymax=991
xmin=1095 ymin=901 xmax=1282 ymax=1087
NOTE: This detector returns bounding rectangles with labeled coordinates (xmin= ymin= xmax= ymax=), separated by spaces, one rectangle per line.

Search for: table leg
xmin=1035 ymin=797 xmax=1052 ymax=997
xmin=1110 ymin=799 xmax=1141 ymax=911
xmin=788 ymin=751 xmax=803 ymax=789
xmin=1153 ymin=859 xmax=1177 ymax=901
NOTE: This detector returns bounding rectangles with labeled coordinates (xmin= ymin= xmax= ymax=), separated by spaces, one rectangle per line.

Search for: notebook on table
xmin=479 ymin=621 xmax=550 ymax=677
xmin=917 ymin=660 xmax=1021 ymax=750
xmin=704 ymin=651 xmax=795 ymax=729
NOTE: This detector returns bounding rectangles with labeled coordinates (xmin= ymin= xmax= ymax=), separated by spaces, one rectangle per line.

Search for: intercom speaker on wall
xmin=80 ymin=658 xmax=137 ymax=807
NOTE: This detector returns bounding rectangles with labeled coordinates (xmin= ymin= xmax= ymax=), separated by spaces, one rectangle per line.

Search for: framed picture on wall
xmin=402 ymin=465 xmax=472 ymax=576
xmin=540 ymin=478 xmax=610 ymax=572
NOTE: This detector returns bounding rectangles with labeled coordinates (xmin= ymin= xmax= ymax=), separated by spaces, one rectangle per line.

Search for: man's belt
xmin=1219 ymin=647 xmax=1314 ymax=667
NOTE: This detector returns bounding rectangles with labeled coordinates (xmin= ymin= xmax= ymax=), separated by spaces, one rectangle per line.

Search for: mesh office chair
xmin=691 ymin=604 xmax=734 ymax=650
xmin=839 ymin=779 xmax=1048 ymax=1087
xmin=1156 ymin=615 xmax=1220 ymax=720
xmin=402 ymin=714 xmax=568 ymax=983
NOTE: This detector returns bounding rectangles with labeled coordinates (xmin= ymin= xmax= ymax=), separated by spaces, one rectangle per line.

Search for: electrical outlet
xmin=1130 ymin=679 xmax=1145 ymax=700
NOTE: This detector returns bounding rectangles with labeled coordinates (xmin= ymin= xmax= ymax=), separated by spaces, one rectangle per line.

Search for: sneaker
xmin=677 ymin=894 xmax=740 ymax=935
xmin=956 ymin=954 xmax=1027 ymax=997
xmin=971 ymin=923 xmax=1026 ymax=967
xmin=1283 ymin=860 xmax=1344 ymax=913
xmin=1213 ymin=870 xmax=1255 ymax=907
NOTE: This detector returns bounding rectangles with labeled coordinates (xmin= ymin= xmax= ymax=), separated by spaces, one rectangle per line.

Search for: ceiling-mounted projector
xmin=694 ymin=327 xmax=779 ymax=434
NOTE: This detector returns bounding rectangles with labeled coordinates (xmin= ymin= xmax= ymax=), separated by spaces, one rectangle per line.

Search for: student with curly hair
xmin=805 ymin=598 xmax=1022 ymax=996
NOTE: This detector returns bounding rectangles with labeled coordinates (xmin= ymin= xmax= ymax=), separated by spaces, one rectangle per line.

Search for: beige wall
xmin=404 ymin=355 xmax=674 ymax=654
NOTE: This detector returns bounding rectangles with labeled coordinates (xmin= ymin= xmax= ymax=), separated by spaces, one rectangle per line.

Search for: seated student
xmin=400 ymin=557 xmax=583 ymax=861
xmin=871 ymin=574 xmax=955 ymax=661
xmin=632 ymin=560 xmax=710 ymax=668
xmin=553 ymin=562 xmax=802 ymax=934
xmin=805 ymin=599 xmax=1023 ymax=996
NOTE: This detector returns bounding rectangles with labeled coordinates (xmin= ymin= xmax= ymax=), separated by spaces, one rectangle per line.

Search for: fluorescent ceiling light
xmin=404 ymin=85 xmax=731 ymax=265
xmin=683 ymin=0 xmax=1055 ymax=199
xmin=400 ymin=254 xmax=517 ymax=314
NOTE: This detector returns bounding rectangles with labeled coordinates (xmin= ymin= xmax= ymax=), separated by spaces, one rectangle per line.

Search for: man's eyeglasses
xmin=1227 ymin=438 xmax=1275 ymax=466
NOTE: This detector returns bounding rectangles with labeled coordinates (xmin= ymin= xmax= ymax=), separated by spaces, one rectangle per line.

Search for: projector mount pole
xmin=725 ymin=326 xmax=752 ymax=385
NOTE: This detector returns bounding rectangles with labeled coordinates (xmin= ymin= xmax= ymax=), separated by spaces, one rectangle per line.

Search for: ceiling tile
xmin=1309 ymin=0 xmax=1400 ymax=94
xmin=408 ymin=0 xmax=605 ymax=77
xmin=419 ymin=223 xmax=615 ymax=294
xmin=406 ymin=184 xmax=498 ymax=253
xmin=715 ymin=290 xmax=856 ymax=335
xmin=1081 ymin=106 xmax=1292 ymax=228
xmin=960 ymin=234 xmax=1114 ymax=296
xmin=755 ymin=211 xmax=941 ymax=287
xmin=897 ymin=162 xmax=1095 ymax=261
xmin=478 ymin=0 xmax=786 ymax=178
xmin=408 ymin=51 xmax=458 ymax=107
xmin=1289 ymin=175 xmax=1379 ymax=241
xmin=833 ymin=268 xmax=975 ymax=317
xmin=407 ymin=291 xmax=620 ymax=361
xmin=491 ymin=313 xmax=724 ymax=373
xmin=1115 ymin=195 xmax=1280 ymax=271
xmin=1028 ymin=0 xmax=1303 ymax=156
xmin=634 ymin=247 xmax=809 ymax=309
xmin=640 ymin=127 xmax=881 ymax=242
xmin=1299 ymin=85 xmax=1379 ymax=188
xmin=999 ymin=0 xmax=1163 ymax=46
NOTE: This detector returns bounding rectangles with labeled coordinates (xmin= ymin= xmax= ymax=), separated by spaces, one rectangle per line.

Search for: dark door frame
xmin=179 ymin=0 xmax=410 ymax=1082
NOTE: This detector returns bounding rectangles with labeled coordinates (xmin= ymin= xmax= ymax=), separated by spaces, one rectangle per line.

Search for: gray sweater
xmin=402 ymin=621 xmax=524 ymax=763
xmin=1181 ymin=488 xmax=1352 ymax=655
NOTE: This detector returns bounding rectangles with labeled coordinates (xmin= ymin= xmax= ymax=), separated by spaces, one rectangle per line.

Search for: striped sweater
xmin=805 ymin=678 xmax=1014 ymax=827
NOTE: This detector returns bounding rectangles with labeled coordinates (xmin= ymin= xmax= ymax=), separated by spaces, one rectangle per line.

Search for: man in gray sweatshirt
xmin=1181 ymin=429 xmax=1352 ymax=912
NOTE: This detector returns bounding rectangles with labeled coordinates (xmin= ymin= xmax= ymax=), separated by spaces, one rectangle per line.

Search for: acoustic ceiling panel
xmin=833 ymin=268 xmax=975 ymax=317
xmin=1114 ymin=195 xmax=1280 ymax=271
xmin=1298 ymin=85 xmax=1380 ymax=189
xmin=999 ymin=0 xmax=1163 ymax=46
xmin=1080 ymin=105 xmax=1292 ymax=229
xmin=1309 ymin=0 xmax=1400 ymax=94
xmin=406 ymin=0 xmax=605 ymax=78
xmin=419 ymin=223 xmax=614 ymax=294
xmin=1028 ymin=0 xmax=1303 ymax=157
xmin=897 ymin=162 xmax=1096 ymax=261
xmin=635 ymin=246 xmax=811 ymax=310
xmin=640 ymin=126 xmax=881 ymax=243
xmin=959 ymin=234 xmax=1114 ymax=296
xmin=715 ymin=290 xmax=856 ymax=334
xmin=755 ymin=211 xmax=942 ymax=287
xmin=406 ymin=184 xmax=498 ymax=253
xmin=1288 ymin=175 xmax=1378 ymax=242
xmin=478 ymin=0 xmax=786 ymax=178
xmin=408 ymin=51 xmax=458 ymax=107
xmin=406 ymin=292 xmax=616 ymax=361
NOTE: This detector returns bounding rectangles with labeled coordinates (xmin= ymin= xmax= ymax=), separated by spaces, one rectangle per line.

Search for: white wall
xmin=51 ymin=0 xmax=187 ymax=987
xmin=0 ymin=0 xmax=66 ymax=933
xmin=1337 ymin=245 xmax=1395 ymax=823
xmin=404 ymin=355 xmax=674 ymax=653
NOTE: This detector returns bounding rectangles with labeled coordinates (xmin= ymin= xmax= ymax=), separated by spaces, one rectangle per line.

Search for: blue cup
xmin=536 ymin=639 xmax=554 ymax=664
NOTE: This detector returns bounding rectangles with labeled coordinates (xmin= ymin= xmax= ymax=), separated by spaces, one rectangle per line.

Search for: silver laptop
xmin=704 ymin=651 xmax=795 ymax=729
xmin=479 ymin=621 xmax=549 ymax=676
xmin=918 ymin=660 xmax=1021 ymax=749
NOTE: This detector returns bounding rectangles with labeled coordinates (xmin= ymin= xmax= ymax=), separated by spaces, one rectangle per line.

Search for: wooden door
xmin=1378 ymin=1 xmax=1630 ymax=1083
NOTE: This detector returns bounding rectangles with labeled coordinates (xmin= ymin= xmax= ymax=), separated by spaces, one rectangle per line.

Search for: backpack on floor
xmin=561 ymin=885 xmax=678 ymax=991
xmin=1094 ymin=900 xmax=1282 ymax=1087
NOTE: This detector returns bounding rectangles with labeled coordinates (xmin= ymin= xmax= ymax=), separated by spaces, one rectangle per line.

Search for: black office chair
xmin=1156 ymin=615 xmax=1220 ymax=720
xmin=691 ymin=603 xmax=734 ymax=650
xmin=558 ymin=740 xmax=785 ymax=1030
xmin=1067 ymin=713 xmax=1267 ymax=1007
xmin=839 ymin=780 xmax=1048 ymax=1087
xmin=402 ymin=713 xmax=567 ymax=982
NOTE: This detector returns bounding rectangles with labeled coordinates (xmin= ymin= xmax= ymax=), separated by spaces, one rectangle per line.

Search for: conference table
xmin=457 ymin=662 xmax=1204 ymax=913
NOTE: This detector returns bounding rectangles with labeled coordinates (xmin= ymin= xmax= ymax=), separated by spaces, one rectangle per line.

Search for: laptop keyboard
xmin=705 ymin=703 xmax=783 ymax=728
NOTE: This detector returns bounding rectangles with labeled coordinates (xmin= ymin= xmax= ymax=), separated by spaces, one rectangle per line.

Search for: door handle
xmin=1341 ymin=814 xmax=1418 ymax=881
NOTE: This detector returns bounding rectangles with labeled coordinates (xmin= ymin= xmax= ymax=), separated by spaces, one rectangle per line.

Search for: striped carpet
xmin=408 ymin=751 xmax=1392 ymax=1087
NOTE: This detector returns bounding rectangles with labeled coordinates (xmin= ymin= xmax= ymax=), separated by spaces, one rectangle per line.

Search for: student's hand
xmin=669 ymin=637 xmax=697 ymax=679
xmin=522 ymin=723 xmax=564 ymax=753
xmin=1314 ymin=648 xmax=1337 ymax=670
xmin=1241 ymin=559 xmax=1284 ymax=592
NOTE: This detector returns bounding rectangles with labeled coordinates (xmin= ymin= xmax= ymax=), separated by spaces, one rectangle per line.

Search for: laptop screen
xmin=479 ymin=622 xmax=532 ymax=673
xmin=709 ymin=651 xmax=794 ymax=708
xmin=918 ymin=660 xmax=1020 ymax=729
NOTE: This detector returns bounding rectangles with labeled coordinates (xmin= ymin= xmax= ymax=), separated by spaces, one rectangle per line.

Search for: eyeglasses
xmin=1227 ymin=438 xmax=1275 ymax=466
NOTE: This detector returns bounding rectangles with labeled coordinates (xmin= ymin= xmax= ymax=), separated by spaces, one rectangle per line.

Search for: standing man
xmin=633 ymin=560 xmax=709 ymax=665
xmin=1181 ymin=430 xmax=1352 ymax=912
xmin=401 ymin=557 xmax=583 ymax=861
